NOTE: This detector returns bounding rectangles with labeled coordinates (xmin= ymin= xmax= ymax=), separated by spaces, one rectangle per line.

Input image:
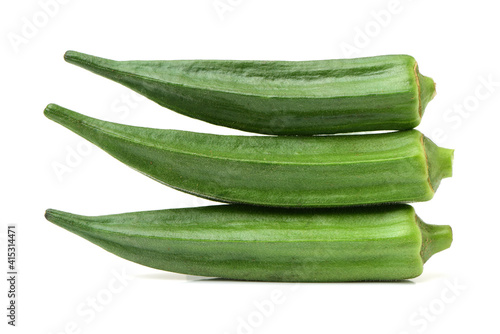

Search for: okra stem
xmin=417 ymin=217 xmax=453 ymax=263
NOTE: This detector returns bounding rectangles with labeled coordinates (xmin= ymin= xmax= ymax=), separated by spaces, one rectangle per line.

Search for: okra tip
xmin=64 ymin=50 xmax=114 ymax=71
xmin=44 ymin=103 xmax=89 ymax=129
xmin=44 ymin=209 xmax=68 ymax=228
xmin=63 ymin=50 xmax=78 ymax=62
xmin=45 ymin=209 xmax=89 ymax=233
xmin=64 ymin=50 xmax=92 ymax=65
xmin=44 ymin=208 xmax=57 ymax=220
xmin=43 ymin=103 xmax=68 ymax=123
xmin=44 ymin=103 xmax=59 ymax=115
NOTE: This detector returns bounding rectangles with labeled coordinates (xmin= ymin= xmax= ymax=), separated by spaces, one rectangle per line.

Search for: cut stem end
xmin=417 ymin=216 xmax=453 ymax=263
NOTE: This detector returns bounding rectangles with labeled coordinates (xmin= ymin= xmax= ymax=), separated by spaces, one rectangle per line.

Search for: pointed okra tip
xmin=43 ymin=103 xmax=72 ymax=124
xmin=45 ymin=208 xmax=70 ymax=229
xmin=45 ymin=208 xmax=85 ymax=240
xmin=64 ymin=50 xmax=91 ymax=65
xmin=43 ymin=103 xmax=60 ymax=118
xmin=44 ymin=103 xmax=93 ymax=130
xmin=64 ymin=50 xmax=115 ymax=72
xmin=64 ymin=50 xmax=78 ymax=62
xmin=45 ymin=208 xmax=91 ymax=236
xmin=44 ymin=208 xmax=59 ymax=222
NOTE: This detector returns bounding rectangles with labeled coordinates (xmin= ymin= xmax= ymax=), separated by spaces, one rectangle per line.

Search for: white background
xmin=2 ymin=0 xmax=499 ymax=333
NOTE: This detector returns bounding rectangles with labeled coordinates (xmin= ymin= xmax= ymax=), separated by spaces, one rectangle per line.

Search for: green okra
xmin=44 ymin=104 xmax=453 ymax=208
xmin=44 ymin=204 xmax=452 ymax=282
xmin=64 ymin=51 xmax=436 ymax=135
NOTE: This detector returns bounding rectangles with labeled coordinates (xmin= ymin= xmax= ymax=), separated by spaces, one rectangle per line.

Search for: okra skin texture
xmin=44 ymin=104 xmax=453 ymax=208
xmin=64 ymin=51 xmax=436 ymax=135
xmin=44 ymin=205 xmax=452 ymax=282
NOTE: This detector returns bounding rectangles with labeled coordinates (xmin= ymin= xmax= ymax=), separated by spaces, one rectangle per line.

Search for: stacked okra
xmin=45 ymin=52 xmax=453 ymax=282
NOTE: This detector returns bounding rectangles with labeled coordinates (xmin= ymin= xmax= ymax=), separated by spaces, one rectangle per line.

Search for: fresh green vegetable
xmin=64 ymin=51 xmax=436 ymax=135
xmin=44 ymin=103 xmax=453 ymax=207
xmin=44 ymin=204 xmax=452 ymax=282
